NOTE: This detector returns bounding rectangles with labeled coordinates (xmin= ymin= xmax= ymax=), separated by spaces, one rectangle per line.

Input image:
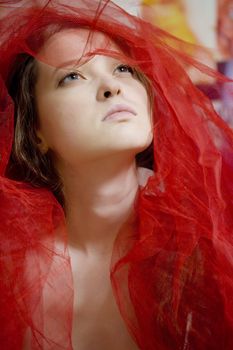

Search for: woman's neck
xmin=59 ymin=156 xmax=139 ymax=256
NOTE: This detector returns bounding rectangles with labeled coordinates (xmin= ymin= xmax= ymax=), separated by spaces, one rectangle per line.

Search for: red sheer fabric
xmin=0 ymin=1 xmax=233 ymax=349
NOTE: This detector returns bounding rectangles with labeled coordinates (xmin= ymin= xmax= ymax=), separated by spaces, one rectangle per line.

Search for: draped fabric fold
xmin=0 ymin=1 xmax=233 ymax=349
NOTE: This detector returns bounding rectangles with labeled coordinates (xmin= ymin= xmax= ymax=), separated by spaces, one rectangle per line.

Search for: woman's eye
xmin=115 ymin=65 xmax=134 ymax=75
xmin=59 ymin=72 xmax=81 ymax=86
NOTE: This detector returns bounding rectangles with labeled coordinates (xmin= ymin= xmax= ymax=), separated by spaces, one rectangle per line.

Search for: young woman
xmin=0 ymin=1 xmax=233 ymax=349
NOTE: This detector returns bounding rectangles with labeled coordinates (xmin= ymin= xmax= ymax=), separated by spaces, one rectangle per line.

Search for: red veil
xmin=0 ymin=1 xmax=233 ymax=349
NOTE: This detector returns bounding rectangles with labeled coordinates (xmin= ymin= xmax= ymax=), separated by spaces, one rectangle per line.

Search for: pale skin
xmin=23 ymin=28 xmax=153 ymax=350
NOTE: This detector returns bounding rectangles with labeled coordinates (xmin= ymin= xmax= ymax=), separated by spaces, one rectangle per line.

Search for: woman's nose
xmin=96 ymin=80 xmax=121 ymax=101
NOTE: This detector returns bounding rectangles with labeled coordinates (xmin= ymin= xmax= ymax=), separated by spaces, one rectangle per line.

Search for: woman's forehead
xmin=37 ymin=28 xmax=121 ymax=67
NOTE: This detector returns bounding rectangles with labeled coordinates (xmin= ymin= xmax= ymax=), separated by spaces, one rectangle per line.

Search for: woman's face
xmin=35 ymin=29 xmax=152 ymax=167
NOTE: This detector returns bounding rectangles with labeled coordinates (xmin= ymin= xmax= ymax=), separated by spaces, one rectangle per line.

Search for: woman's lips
xmin=103 ymin=104 xmax=137 ymax=121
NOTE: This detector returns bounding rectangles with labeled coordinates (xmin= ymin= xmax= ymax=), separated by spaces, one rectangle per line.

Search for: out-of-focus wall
xmin=113 ymin=0 xmax=141 ymax=16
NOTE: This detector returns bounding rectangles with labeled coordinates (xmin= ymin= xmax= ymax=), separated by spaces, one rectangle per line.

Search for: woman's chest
xmin=70 ymin=253 xmax=139 ymax=350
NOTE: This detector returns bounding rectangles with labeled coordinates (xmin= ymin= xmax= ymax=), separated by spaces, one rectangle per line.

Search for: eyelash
xmin=115 ymin=64 xmax=134 ymax=75
xmin=58 ymin=64 xmax=134 ymax=86
xmin=58 ymin=72 xmax=82 ymax=86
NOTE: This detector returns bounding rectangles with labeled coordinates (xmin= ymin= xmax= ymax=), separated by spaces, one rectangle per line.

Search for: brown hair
xmin=6 ymin=54 xmax=63 ymax=202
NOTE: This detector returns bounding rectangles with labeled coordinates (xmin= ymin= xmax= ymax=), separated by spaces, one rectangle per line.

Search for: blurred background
xmin=114 ymin=0 xmax=233 ymax=128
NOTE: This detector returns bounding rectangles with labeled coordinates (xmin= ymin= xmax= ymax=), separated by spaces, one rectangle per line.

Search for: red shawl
xmin=0 ymin=1 xmax=233 ymax=349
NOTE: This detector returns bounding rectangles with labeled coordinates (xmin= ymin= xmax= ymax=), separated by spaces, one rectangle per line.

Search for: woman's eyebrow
xmin=52 ymin=59 xmax=81 ymax=76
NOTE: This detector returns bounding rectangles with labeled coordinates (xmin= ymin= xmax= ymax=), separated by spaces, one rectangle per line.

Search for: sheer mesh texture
xmin=0 ymin=1 xmax=233 ymax=349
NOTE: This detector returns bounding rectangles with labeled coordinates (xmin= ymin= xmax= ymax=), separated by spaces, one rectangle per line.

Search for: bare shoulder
xmin=137 ymin=166 xmax=154 ymax=187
